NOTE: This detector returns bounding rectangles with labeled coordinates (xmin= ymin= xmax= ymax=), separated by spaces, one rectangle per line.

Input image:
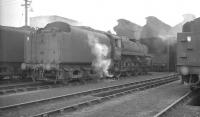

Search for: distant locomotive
xmin=22 ymin=22 xmax=151 ymax=82
xmin=177 ymin=17 xmax=200 ymax=90
xmin=0 ymin=26 xmax=32 ymax=79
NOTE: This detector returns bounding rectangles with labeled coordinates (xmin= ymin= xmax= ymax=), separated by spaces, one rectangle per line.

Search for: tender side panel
xmin=177 ymin=32 xmax=190 ymax=66
xmin=35 ymin=31 xmax=60 ymax=64
xmin=24 ymin=34 xmax=32 ymax=63
xmin=191 ymin=33 xmax=200 ymax=66
xmin=60 ymin=27 xmax=93 ymax=63
xmin=177 ymin=32 xmax=200 ymax=66
xmin=0 ymin=32 xmax=3 ymax=61
xmin=0 ymin=29 xmax=25 ymax=62
xmin=60 ymin=27 xmax=111 ymax=63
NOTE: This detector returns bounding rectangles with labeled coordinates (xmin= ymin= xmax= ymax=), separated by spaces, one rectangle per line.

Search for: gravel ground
xmin=0 ymin=79 xmax=32 ymax=85
xmin=165 ymin=92 xmax=200 ymax=117
xmin=0 ymin=81 xmax=36 ymax=89
xmin=0 ymin=72 xmax=172 ymax=108
xmin=0 ymin=95 xmax=98 ymax=117
xmin=58 ymin=80 xmax=189 ymax=117
xmin=166 ymin=105 xmax=200 ymax=117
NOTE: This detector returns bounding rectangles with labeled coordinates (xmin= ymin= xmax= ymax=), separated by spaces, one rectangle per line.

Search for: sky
xmin=0 ymin=0 xmax=200 ymax=31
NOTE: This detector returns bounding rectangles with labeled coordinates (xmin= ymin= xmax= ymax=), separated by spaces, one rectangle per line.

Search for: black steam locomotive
xmin=0 ymin=22 xmax=152 ymax=82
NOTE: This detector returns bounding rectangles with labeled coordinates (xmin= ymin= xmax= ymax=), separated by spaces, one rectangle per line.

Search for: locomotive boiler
xmin=22 ymin=22 xmax=151 ymax=82
xmin=177 ymin=17 xmax=200 ymax=90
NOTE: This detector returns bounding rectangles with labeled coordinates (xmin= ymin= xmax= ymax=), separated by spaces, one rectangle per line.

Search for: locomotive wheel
xmin=131 ymin=71 xmax=137 ymax=76
xmin=181 ymin=75 xmax=189 ymax=84
xmin=113 ymin=72 xmax=121 ymax=80
xmin=190 ymin=74 xmax=199 ymax=83
xmin=31 ymin=73 xmax=36 ymax=82
xmin=179 ymin=75 xmax=184 ymax=84
xmin=190 ymin=86 xmax=194 ymax=91
xmin=190 ymin=86 xmax=198 ymax=91
xmin=126 ymin=71 xmax=132 ymax=77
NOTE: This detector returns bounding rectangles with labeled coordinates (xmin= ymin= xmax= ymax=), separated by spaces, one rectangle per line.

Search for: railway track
xmin=0 ymin=79 xmax=30 ymax=85
xmin=0 ymin=73 xmax=170 ymax=95
xmin=0 ymin=74 xmax=179 ymax=117
xmin=0 ymin=82 xmax=65 ymax=95
xmin=154 ymin=91 xmax=192 ymax=117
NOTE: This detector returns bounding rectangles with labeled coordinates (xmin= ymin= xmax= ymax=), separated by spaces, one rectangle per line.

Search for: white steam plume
xmin=87 ymin=34 xmax=113 ymax=77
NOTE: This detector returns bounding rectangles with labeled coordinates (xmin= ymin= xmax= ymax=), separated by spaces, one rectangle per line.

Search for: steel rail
xmin=154 ymin=91 xmax=192 ymax=117
xmin=0 ymin=74 xmax=177 ymax=110
xmin=32 ymin=75 xmax=178 ymax=117
xmin=0 ymin=82 xmax=62 ymax=95
xmin=0 ymin=82 xmax=42 ymax=90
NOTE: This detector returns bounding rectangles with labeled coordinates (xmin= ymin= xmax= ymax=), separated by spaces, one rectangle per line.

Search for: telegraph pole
xmin=21 ymin=0 xmax=32 ymax=26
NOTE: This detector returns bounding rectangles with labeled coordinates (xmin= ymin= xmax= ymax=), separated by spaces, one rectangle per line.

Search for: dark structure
xmin=139 ymin=16 xmax=172 ymax=72
xmin=177 ymin=17 xmax=200 ymax=90
xmin=0 ymin=26 xmax=33 ymax=79
xmin=168 ymin=43 xmax=177 ymax=72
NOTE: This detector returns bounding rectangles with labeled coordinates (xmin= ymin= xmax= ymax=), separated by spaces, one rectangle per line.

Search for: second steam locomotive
xmin=177 ymin=17 xmax=200 ymax=90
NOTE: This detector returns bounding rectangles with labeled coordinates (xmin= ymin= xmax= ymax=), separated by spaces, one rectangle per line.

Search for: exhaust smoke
xmin=87 ymin=34 xmax=113 ymax=77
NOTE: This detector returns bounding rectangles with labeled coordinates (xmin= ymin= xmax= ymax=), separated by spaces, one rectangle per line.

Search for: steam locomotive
xmin=21 ymin=22 xmax=151 ymax=82
xmin=177 ymin=17 xmax=200 ymax=90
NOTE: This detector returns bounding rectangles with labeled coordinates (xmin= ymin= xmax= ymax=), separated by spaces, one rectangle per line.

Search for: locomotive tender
xmin=9 ymin=22 xmax=151 ymax=82
xmin=177 ymin=17 xmax=200 ymax=90
xmin=0 ymin=26 xmax=32 ymax=79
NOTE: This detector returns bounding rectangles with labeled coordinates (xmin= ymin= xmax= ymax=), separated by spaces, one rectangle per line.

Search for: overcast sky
xmin=0 ymin=0 xmax=200 ymax=31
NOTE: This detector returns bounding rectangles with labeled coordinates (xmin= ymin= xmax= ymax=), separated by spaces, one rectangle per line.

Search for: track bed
xmin=0 ymin=72 xmax=172 ymax=107
xmin=0 ymin=73 xmax=178 ymax=117
xmin=57 ymin=80 xmax=190 ymax=117
xmin=162 ymin=91 xmax=200 ymax=117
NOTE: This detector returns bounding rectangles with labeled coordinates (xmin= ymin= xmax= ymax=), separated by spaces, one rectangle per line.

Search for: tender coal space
xmin=188 ymin=91 xmax=200 ymax=106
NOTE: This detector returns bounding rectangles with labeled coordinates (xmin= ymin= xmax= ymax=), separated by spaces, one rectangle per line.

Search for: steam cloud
xmin=87 ymin=34 xmax=113 ymax=77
